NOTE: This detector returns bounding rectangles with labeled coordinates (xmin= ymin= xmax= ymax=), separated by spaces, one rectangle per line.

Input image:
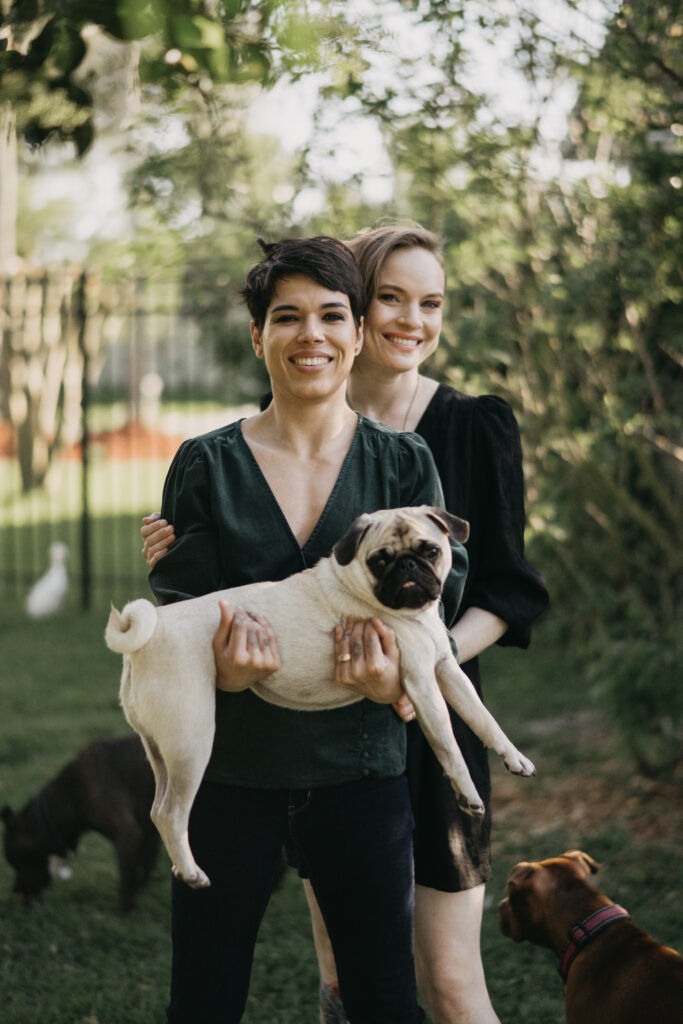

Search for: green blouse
xmin=149 ymin=415 xmax=468 ymax=789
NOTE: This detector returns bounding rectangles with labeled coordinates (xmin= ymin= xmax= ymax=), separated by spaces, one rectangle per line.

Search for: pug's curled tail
xmin=105 ymin=599 xmax=157 ymax=653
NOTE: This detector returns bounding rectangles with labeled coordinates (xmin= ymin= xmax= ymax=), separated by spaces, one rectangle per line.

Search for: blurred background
xmin=0 ymin=3 xmax=681 ymax=1021
xmin=2 ymin=0 xmax=680 ymax=770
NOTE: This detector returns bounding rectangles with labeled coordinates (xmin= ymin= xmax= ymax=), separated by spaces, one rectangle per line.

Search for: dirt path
xmin=491 ymin=711 xmax=683 ymax=857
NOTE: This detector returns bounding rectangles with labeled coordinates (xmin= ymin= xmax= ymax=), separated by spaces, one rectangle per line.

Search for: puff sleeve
xmin=466 ymin=396 xmax=548 ymax=647
xmin=148 ymin=439 xmax=223 ymax=605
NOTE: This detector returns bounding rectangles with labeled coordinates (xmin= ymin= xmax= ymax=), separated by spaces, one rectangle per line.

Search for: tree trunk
xmin=0 ymin=106 xmax=18 ymax=272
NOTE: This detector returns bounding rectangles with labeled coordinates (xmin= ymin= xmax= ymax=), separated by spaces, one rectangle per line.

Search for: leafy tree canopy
xmin=0 ymin=0 xmax=369 ymax=152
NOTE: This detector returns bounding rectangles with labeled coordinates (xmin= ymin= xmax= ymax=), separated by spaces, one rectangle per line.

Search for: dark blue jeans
xmin=166 ymin=776 xmax=424 ymax=1024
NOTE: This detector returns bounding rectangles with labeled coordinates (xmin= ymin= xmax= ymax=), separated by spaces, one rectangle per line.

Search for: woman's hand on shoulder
xmin=141 ymin=512 xmax=176 ymax=568
xmin=213 ymin=601 xmax=282 ymax=692
xmin=334 ymin=617 xmax=416 ymax=722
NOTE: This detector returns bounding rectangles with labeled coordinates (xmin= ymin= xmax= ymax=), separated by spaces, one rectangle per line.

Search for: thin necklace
xmin=402 ymin=376 xmax=420 ymax=431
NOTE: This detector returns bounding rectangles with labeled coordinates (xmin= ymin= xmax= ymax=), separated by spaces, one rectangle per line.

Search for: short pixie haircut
xmin=347 ymin=225 xmax=445 ymax=313
xmin=242 ymin=236 xmax=365 ymax=329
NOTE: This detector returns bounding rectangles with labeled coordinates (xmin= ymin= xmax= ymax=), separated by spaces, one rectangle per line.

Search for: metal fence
xmin=1 ymin=269 xmax=260 ymax=611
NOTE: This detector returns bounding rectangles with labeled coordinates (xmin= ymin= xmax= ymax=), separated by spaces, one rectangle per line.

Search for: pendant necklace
xmin=401 ymin=376 xmax=420 ymax=431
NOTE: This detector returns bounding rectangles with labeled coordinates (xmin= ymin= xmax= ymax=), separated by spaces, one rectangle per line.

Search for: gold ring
xmin=337 ymin=653 xmax=351 ymax=663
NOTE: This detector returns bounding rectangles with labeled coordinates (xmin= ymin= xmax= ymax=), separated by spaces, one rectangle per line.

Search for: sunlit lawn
xmin=1 ymin=402 xmax=256 ymax=607
xmin=0 ymin=606 xmax=321 ymax=1024
xmin=1 ymin=601 xmax=681 ymax=1023
xmin=1 ymin=426 xmax=682 ymax=1022
xmin=1 ymin=453 xmax=170 ymax=608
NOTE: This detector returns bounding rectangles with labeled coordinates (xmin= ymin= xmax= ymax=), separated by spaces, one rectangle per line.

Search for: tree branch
xmin=618 ymin=13 xmax=683 ymax=89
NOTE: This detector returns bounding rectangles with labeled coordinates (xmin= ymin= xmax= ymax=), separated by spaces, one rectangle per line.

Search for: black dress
xmin=408 ymin=384 xmax=549 ymax=891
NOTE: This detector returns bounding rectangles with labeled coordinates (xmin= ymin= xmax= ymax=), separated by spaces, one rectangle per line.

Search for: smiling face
xmin=359 ymin=247 xmax=445 ymax=375
xmin=251 ymin=274 xmax=363 ymax=403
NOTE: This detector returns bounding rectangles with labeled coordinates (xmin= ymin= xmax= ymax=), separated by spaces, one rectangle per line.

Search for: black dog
xmin=2 ymin=734 xmax=158 ymax=911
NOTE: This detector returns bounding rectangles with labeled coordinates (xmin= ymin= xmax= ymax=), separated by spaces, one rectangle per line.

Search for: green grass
xmin=1 ymin=513 xmax=158 ymax=609
xmin=479 ymin=640 xmax=683 ymax=1024
xmin=1 ymin=455 xmax=168 ymax=608
xmin=1 ymin=608 xmax=681 ymax=1023
xmin=0 ymin=607 xmax=320 ymax=1024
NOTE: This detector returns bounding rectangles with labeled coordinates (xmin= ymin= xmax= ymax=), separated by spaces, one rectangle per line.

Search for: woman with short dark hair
xmin=144 ymin=235 xmax=467 ymax=1024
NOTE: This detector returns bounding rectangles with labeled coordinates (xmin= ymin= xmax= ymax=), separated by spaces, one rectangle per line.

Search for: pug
xmin=106 ymin=506 xmax=535 ymax=888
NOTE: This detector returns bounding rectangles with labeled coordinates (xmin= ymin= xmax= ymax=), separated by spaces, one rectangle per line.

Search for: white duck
xmin=25 ymin=542 xmax=69 ymax=618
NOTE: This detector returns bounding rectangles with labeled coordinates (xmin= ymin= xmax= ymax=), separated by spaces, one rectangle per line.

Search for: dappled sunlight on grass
xmin=0 ymin=614 xmax=681 ymax=1022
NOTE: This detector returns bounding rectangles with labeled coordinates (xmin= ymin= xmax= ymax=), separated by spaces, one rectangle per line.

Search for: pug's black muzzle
xmin=374 ymin=554 xmax=443 ymax=610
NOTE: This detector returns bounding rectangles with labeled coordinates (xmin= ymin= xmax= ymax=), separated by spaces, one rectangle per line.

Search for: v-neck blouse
xmin=149 ymin=415 xmax=468 ymax=789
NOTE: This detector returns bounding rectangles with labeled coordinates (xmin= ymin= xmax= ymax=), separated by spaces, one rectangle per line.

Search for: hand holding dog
xmin=334 ymin=618 xmax=415 ymax=722
xmin=140 ymin=518 xmax=414 ymax=720
xmin=141 ymin=512 xmax=175 ymax=568
xmin=213 ymin=601 xmax=282 ymax=692
xmin=110 ymin=505 xmax=535 ymax=887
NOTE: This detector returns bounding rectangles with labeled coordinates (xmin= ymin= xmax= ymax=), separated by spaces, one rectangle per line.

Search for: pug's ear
xmin=424 ymin=508 xmax=470 ymax=543
xmin=333 ymin=516 xmax=372 ymax=566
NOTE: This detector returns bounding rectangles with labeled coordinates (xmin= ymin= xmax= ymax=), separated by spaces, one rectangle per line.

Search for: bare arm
xmin=450 ymin=606 xmax=508 ymax=665
xmin=332 ymin=608 xmax=508 ymax=721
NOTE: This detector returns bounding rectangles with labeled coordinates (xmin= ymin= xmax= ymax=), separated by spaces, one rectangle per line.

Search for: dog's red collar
xmin=560 ymin=904 xmax=630 ymax=981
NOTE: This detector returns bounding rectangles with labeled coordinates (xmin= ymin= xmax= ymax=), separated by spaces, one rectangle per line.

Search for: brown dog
xmin=2 ymin=735 xmax=158 ymax=912
xmin=499 ymin=850 xmax=683 ymax=1023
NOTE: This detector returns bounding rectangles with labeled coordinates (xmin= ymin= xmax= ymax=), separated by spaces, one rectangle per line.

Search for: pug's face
xmin=333 ymin=506 xmax=469 ymax=611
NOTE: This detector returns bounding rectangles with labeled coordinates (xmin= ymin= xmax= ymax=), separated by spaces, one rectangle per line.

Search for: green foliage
xmin=520 ymin=9 xmax=683 ymax=746
xmin=118 ymin=92 xmax=304 ymax=387
xmin=589 ymin=625 xmax=683 ymax=776
xmin=1 ymin=13 xmax=94 ymax=152
xmin=1 ymin=1 xmax=293 ymax=151
xmin=1 ymin=0 xmax=385 ymax=153
xmin=307 ymin=1 xmax=683 ymax=767
xmin=5 ymin=0 xmax=682 ymax=766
